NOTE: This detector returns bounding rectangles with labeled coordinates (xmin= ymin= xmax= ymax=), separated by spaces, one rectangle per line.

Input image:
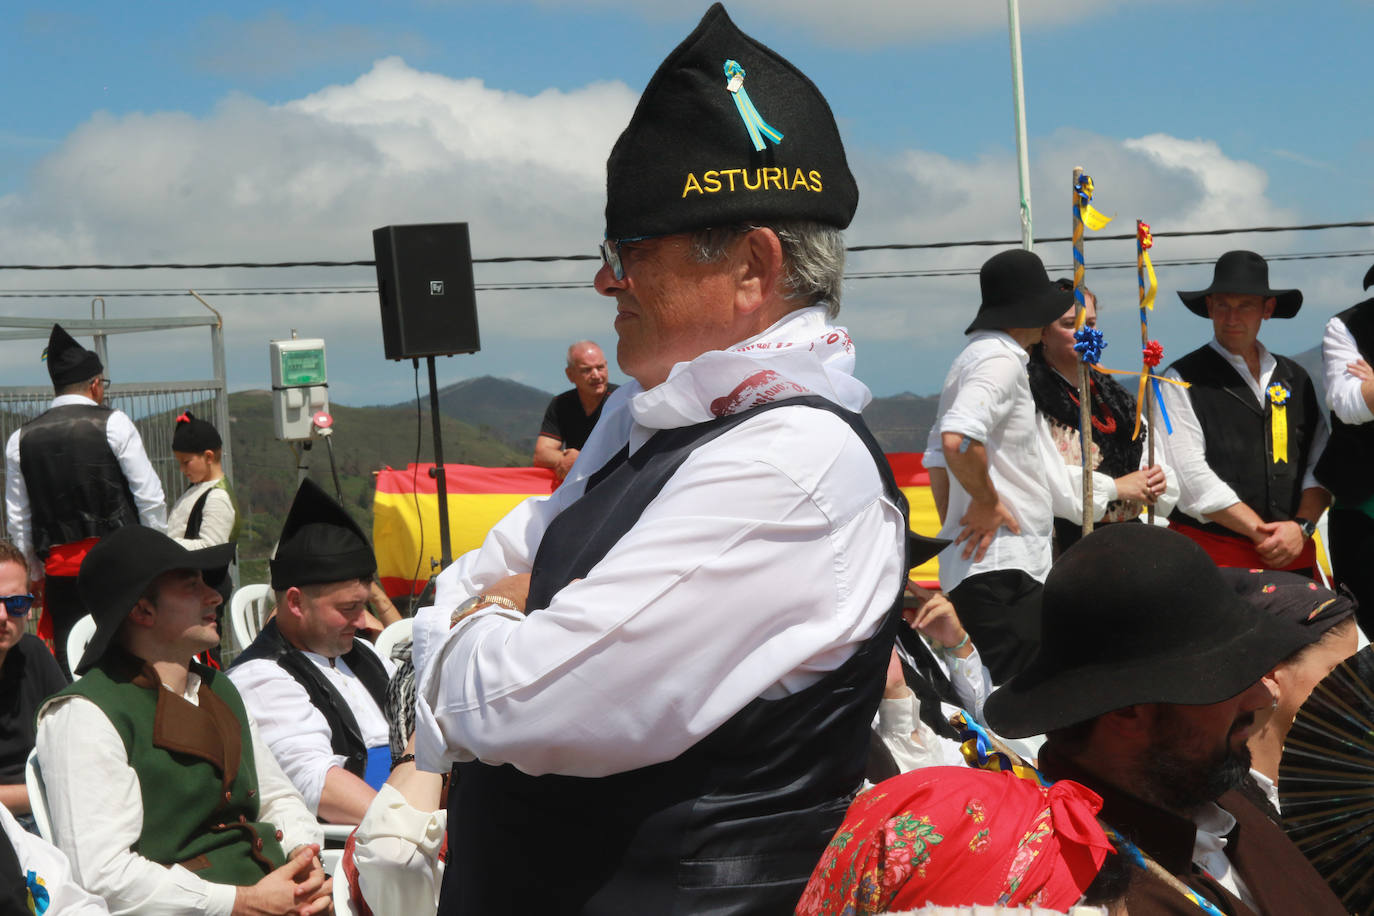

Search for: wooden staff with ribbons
xmin=1072 ymin=167 xmax=1092 ymax=536
xmin=1136 ymin=220 xmax=1159 ymax=522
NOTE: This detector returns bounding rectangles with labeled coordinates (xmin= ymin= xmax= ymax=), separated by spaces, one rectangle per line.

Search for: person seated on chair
xmin=0 ymin=540 xmax=66 ymax=835
xmin=34 ymin=526 xmax=329 ymax=915
xmin=230 ymin=479 xmax=395 ymax=826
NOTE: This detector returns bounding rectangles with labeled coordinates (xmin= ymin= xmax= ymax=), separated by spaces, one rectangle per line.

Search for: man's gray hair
xmin=687 ymin=221 xmax=846 ymax=318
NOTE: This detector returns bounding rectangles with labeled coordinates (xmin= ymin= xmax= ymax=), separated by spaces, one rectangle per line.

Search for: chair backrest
xmin=372 ymin=618 xmax=414 ymax=665
xmin=65 ymin=614 xmax=98 ymax=681
xmin=331 ymin=852 xmax=358 ymax=915
xmin=228 ymin=583 xmax=274 ymax=655
xmin=24 ymin=749 xmax=55 ymax=844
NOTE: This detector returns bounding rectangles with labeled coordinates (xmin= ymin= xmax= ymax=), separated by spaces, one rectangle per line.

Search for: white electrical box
xmin=270 ymin=338 xmax=329 ymax=441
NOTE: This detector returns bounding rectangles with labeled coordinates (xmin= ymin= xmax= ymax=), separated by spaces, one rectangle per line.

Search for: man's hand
xmin=555 ymin=448 xmax=579 ymax=480
xmin=907 ymin=591 xmax=972 ymax=657
xmin=955 ymin=498 xmax=1019 ymax=562
xmin=232 ymin=844 xmax=332 ymax=916
xmin=1254 ymin=519 xmax=1305 ymax=568
xmin=1114 ymin=465 xmax=1167 ymax=504
xmin=484 ymin=573 xmax=531 ymax=613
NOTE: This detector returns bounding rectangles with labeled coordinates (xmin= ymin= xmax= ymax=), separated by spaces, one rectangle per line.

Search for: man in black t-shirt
xmin=0 ymin=541 xmax=66 ymax=831
xmin=532 ymin=340 xmax=618 ymax=480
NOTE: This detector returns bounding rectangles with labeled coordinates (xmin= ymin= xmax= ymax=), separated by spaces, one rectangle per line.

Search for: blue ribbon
xmin=1151 ymin=376 xmax=1173 ymax=434
xmin=723 ymin=60 xmax=783 ymax=152
xmin=1074 ymin=326 xmax=1107 ymax=365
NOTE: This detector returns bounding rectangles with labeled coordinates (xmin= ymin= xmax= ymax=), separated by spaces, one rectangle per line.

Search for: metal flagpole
xmin=1007 ymin=0 xmax=1033 ymax=251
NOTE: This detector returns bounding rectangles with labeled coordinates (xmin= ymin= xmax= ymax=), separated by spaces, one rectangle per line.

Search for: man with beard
xmin=985 ymin=524 xmax=1346 ymax=915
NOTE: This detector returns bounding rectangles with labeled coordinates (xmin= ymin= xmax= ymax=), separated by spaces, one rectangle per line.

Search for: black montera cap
xmin=45 ymin=324 xmax=103 ymax=388
xmin=270 ymin=478 xmax=376 ymax=591
xmin=172 ymin=410 xmax=222 ymax=453
xmin=604 ymin=3 xmax=858 ymax=240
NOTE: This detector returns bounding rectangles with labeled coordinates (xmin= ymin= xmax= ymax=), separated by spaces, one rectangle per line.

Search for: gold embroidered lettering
xmin=681 ymin=173 xmax=704 ymax=197
xmin=763 ymin=167 xmax=783 ymax=190
xmin=791 ymin=168 xmax=808 ymax=190
xmin=742 ymin=168 xmax=763 ymax=190
xmin=808 ymin=170 xmax=823 ymax=192
xmin=703 ymin=170 xmax=722 ymax=193
xmin=721 ymin=169 xmax=741 ymax=191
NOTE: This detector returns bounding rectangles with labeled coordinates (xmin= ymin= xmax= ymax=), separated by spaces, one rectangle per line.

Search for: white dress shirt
xmin=35 ymin=672 xmax=323 ymax=916
xmin=4 ymin=394 xmax=167 ymax=580
xmin=1192 ymin=802 xmax=1258 ymax=912
xmin=412 ymin=306 xmax=906 ymax=778
xmin=352 ymin=783 xmax=445 ymax=916
xmin=0 ymin=801 xmax=110 ymax=915
xmin=167 ymin=478 xmax=236 ymax=549
xmin=1158 ymin=338 xmax=1328 ymax=523
xmin=923 ymin=332 xmax=1115 ymax=590
xmin=228 ymin=646 xmax=394 ymax=814
xmin=1322 ymin=315 xmax=1374 ymax=424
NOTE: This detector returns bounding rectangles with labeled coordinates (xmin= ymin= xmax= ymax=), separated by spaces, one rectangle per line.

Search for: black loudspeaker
xmin=373 ymin=222 xmax=481 ymax=360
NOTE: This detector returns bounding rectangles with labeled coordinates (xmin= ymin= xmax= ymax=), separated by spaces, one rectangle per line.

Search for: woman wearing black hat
xmin=1028 ymin=283 xmax=1173 ymax=552
xmin=167 ymin=411 xmax=238 ymax=551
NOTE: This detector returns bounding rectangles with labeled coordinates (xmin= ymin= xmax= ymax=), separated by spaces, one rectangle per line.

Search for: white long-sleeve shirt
xmin=4 ymin=394 xmax=167 ymax=580
xmin=923 ymin=332 xmax=1115 ymax=590
xmin=167 ymin=477 xmax=236 ymax=549
xmin=412 ymin=306 xmax=906 ymax=779
xmin=1322 ymin=314 xmax=1374 ymax=425
xmin=1158 ymin=338 xmax=1328 ymax=523
xmin=35 ymin=672 xmax=323 ymax=916
xmin=228 ymin=647 xmax=394 ymax=814
xmin=0 ymin=801 xmax=110 ymax=915
xmin=352 ymin=783 xmax=445 ymax=916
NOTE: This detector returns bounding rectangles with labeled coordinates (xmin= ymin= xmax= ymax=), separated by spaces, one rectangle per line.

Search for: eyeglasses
xmin=598 ymin=235 xmax=656 ymax=281
xmin=0 ymin=595 xmax=35 ymax=617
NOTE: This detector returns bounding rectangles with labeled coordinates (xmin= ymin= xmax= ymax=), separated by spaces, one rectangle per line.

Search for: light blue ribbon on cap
xmin=723 ymin=60 xmax=783 ymax=152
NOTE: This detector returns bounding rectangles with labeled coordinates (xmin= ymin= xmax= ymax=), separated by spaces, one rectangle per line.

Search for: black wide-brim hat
xmin=270 ymin=478 xmax=376 ymax=591
xmin=76 ymin=526 xmax=234 ymax=675
xmin=1363 ymin=262 xmax=1373 ymax=291
xmin=45 ymin=323 xmax=103 ymax=388
xmin=984 ymin=524 xmax=1313 ymax=738
xmin=1177 ymin=250 xmax=1302 ymax=319
xmin=603 ymin=3 xmax=858 ymax=240
xmin=965 ymin=249 xmax=1074 ymax=335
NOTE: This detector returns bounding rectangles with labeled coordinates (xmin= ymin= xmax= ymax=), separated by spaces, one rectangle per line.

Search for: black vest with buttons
xmin=18 ymin=403 xmax=139 ymax=557
xmin=1167 ymin=345 xmax=1321 ymax=536
xmin=1315 ymin=300 xmax=1374 ymax=503
xmin=441 ymin=397 xmax=907 ymax=916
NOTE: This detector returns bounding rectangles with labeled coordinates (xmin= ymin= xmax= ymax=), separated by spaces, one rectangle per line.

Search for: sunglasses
xmin=0 ymin=595 xmax=35 ymax=617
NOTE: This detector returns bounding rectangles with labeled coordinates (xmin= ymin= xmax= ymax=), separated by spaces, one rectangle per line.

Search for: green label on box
xmin=281 ymin=349 xmax=326 ymax=386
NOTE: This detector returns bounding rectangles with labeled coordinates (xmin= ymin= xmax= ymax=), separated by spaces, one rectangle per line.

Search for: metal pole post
xmin=1007 ymin=0 xmax=1034 ymax=251
xmin=427 ymin=356 xmax=453 ymax=570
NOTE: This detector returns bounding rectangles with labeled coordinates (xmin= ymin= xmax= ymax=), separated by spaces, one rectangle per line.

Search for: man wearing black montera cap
xmin=411 ymin=5 xmax=907 ymax=912
xmin=230 ymin=479 xmax=393 ymax=827
xmin=985 ymin=524 xmax=1346 ymax=916
xmin=923 ymin=249 xmax=1146 ymax=683
xmin=1156 ymin=251 xmax=1330 ymax=573
xmin=34 ymin=526 xmax=329 ymax=915
xmin=4 ymin=323 xmax=166 ymax=678
xmin=1315 ymin=262 xmax=1374 ymax=636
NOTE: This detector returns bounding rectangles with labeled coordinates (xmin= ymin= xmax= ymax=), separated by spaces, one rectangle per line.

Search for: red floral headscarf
xmin=796 ymin=767 xmax=1114 ymax=915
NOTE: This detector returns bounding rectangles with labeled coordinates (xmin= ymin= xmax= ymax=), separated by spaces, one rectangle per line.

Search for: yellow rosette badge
xmin=1268 ymin=382 xmax=1290 ymax=464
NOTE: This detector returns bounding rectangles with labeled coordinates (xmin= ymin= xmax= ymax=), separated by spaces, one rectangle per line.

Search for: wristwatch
xmin=1294 ymin=517 xmax=1317 ymax=539
xmin=450 ymin=593 xmax=521 ymax=628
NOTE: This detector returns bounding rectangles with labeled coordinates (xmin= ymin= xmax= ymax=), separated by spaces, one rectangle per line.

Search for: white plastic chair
xmin=65 ymin=614 xmax=98 ymax=681
xmin=372 ymin=618 xmax=413 ymax=664
xmin=24 ymin=749 xmax=55 ymax=844
xmin=331 ymin=860 xmax=357 ymax=915
xmin=228 ymin=584 xmax=273 ymax=655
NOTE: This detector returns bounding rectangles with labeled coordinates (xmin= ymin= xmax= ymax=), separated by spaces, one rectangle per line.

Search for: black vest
xmin=229 ymin=619 xmax=391 ymax=777
xmin=441 ymin=397 xmax=908 ymax=916
xmin=17 ymin=403 xmax=139 ymax=557
xmin=1315 ymin=300 xmax=1374 ymax=503
xmin=1167 ymin=345 xmax=1320 ymax=536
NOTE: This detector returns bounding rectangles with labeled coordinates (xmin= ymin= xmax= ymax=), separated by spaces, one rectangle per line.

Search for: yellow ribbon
xmin=1082 ymin=204 xmax=1113 ymax=231
xmin=1269 ymin=383 xmax=1290 ymax=464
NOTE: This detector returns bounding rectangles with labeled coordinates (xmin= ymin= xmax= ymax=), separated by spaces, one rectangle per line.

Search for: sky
xmin=3 ymin=0 xmax=1373 ymax=411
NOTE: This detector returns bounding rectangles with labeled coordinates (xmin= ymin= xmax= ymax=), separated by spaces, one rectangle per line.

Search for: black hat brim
xmin=76 ymin=528 xmax=235 ymax=675
xmin=1364 ymin=263 xmax=1374 ymax=291
xmin=1177 ymin=286 xmax=1303 ymax=319
xmin=965 ymin=284 xmax=1074 ymax=335
xmin=906 ymin=531 xmax=951 ymax=570
xmin=984 ymin=610 xmax=1310 ymax=737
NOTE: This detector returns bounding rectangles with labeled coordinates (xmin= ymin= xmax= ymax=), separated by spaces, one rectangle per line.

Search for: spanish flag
xmin=373 ymin=455 xmax=942 ymax=597
xmin=887 ymin=452 xmax=943 ymax=588
xmin=372 ymin=464 xmax=556 ymax=599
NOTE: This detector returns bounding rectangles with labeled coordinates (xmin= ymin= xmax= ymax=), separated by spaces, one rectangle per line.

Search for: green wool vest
xmin=59 ymin=649 xmax=287 ymax=885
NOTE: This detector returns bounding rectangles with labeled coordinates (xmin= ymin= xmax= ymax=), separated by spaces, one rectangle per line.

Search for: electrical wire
xmin=0 ymin=220 xmax=1369 ymax=271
